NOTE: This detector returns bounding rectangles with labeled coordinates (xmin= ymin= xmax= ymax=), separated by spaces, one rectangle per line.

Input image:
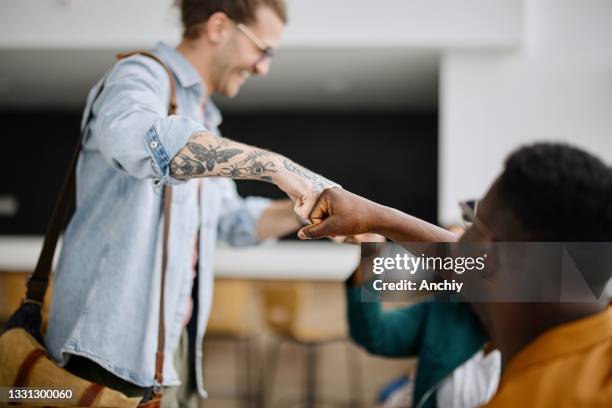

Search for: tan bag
xmin=0 ymin=329 xmax=142 ymax=407
xmin=0 ymin=51 xmax=177 ymax=407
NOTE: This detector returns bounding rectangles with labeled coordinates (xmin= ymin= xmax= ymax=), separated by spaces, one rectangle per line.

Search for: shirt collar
xmin=502 ymin=305 xmax=612 ymax=381
xmin=152 ymin=42 xmax=223 ymax=129
xmin=203 ymin=101 xmax=223 ymax=129
xmin=152 ymin=42 xmax=204 ymax=90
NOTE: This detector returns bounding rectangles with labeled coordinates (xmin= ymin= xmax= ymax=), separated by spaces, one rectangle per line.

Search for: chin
xmin=226 ymin=89 xmax=240 ymax=98
xmin=220 ymin=82 xmax=242 ymax=98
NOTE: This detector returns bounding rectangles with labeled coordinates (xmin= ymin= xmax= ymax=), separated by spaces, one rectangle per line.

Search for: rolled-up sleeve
xmin=216 ymin=179 xmax=272 ymax=246
xmin=88 ymin=55 xmax=206 ymax=186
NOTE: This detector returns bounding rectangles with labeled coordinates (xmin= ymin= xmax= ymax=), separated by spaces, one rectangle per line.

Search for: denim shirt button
xmin=150 ymin=141 xmax=159 ymax=149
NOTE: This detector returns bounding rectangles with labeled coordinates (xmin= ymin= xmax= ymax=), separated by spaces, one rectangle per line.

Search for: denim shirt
xmin=46 ymin=43 xmax=271 ymax=397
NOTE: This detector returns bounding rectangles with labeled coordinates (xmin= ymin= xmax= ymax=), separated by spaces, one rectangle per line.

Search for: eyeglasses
xmin=459 ymin=199 xmax=496 ymax=238
xmin=459 ymin=200 xmax=478 ymax=227
xmin=236 ymin=23 xmax=275 ymax=67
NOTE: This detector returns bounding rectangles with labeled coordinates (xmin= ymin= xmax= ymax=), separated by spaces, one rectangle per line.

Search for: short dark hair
xmin=497 ymin=143 xmax=612 ymax=241
xmin=180 ymin=0 xmax=288 ymax=39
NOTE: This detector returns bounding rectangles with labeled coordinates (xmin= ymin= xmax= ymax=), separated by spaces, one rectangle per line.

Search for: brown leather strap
xmin=77 ymin=383 xmax=105 ymax=406
xmin=116 ymin=51 xmax=176 ymax=391
xmin=24 ymin=50 xmax=178 ymax=393
xmin=14 ymin=349 xmax=48 ymax=387
xmin=137 ymin=396 xmax=162 ymax=408
xmin=24 ymin=86 xmax=101 ymax=302
xmin=155 ymin=185 xmax=172 ymax=386
xmin=27 ymin=51 xmax=176 ymax=301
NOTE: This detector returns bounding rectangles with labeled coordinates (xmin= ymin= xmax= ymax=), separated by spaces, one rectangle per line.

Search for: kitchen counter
xmin=0 ymin=236 xmax=360 ymax=281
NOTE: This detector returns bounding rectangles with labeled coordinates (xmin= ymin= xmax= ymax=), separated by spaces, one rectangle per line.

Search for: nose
xmin=253 ymin=57 xmax=272 ymax=76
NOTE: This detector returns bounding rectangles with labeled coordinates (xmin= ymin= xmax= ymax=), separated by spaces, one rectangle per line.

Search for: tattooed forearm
xmin=170 ymin=138 xmax=242 ymax=177
xmin=282 ymin=159 xmax=335 ymax=192
xmin=219 ymin=160 xmax=277 ymax=180
xmin=219 ymin=149 xmax=277 ymax=181
xmin=170 ymin=131 xmax=339 ymax=221
xmin=170 ymin=133 xmax=279 ymax=180
xmin=170 ymin=153 xmax=206 ymax=177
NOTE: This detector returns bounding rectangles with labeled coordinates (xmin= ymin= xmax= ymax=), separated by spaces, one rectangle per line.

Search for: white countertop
xmin=0 ymin=236 xmax=360 ymax=281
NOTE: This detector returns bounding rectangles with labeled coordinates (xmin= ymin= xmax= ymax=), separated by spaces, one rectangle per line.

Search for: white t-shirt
xmin=435 ymin=349 xmax=501 ymax=408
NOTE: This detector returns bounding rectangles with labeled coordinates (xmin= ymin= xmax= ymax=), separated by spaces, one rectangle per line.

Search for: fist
xmin=297 ymin=188 xmax=383 ymax=240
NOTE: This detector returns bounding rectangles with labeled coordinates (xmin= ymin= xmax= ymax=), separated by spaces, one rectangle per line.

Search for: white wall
xmin=0 ymin=0 xmax=523 ymax=110
xmin=284 ymin=0 xmax=522 ymax=47
xmin=439 ymin=0 xmax=612 ymax=224
xmin=0 ymin=0 xmax=522 ymax=49
xmin=6 ymin=0 xmax=611 ymax=219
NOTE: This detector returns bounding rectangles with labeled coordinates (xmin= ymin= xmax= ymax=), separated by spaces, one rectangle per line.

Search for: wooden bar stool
xmin=259 ymin=282 xmax=364 ymax=408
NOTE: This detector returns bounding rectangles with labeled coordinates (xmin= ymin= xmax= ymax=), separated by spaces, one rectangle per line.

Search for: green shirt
xmin=346 ymin=286 xmax=486 ymax=407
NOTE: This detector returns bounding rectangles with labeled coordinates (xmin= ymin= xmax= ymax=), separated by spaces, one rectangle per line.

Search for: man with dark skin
xmin=298 ymin=143 xmax=612 ymax=407
xmin=459 ymin=182 xmax=608 ymax=369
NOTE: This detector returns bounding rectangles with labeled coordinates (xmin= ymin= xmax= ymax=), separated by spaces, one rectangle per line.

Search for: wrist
xmin=271 ymin=156 xmax=313 ymax=197
xmin=369 ymin=204 xmax=397 ymax=237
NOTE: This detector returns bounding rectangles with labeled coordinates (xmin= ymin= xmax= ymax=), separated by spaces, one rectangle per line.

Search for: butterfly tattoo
xmin=186 ymin=142 xmax=242 ymax=172
xmin=170 ymin=153 xmax=205 ymax=177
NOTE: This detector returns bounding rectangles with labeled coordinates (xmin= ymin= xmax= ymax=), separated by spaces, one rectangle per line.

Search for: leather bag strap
xmin=116 ymin=50 xmax=176 ymax=389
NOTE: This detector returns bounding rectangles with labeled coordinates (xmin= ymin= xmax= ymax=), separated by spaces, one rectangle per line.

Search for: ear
xmin=203 ymin=11 xmax=232 ymax=44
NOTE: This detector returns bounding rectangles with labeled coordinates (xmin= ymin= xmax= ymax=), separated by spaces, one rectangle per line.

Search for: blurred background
xmin=1 ymin=0 xmax=612 ymax=407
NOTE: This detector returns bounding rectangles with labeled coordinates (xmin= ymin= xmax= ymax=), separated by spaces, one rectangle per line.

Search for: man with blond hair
xmin=47 ymin=1 xmax=334 ymax=406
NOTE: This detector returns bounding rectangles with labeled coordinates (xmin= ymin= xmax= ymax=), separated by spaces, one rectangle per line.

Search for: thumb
xmin=298 ymin=218 xmax=338 ymax=240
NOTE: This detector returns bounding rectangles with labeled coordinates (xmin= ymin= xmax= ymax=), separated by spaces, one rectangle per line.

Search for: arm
xmin=169 ymin=131 xmax=337 ymax=219
xmin=214 ymin=179 xmax=273 ymax=247
xmin=298 ymin=188 xmax=458 ymax=242
xmin=375 ymin=206 xmax=458 ymax=243
xmin=346 ymin=254 xmax=431 ymax=357
xmin=216 ymin=189 xmax=301 ymax=246
xmin=347 ymin=288 xmax=431 ymax=357
xmin=256 ymin=199 xmax=302 ymax=240
xmin=88 ymin=57 xmax=336 ymax=219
